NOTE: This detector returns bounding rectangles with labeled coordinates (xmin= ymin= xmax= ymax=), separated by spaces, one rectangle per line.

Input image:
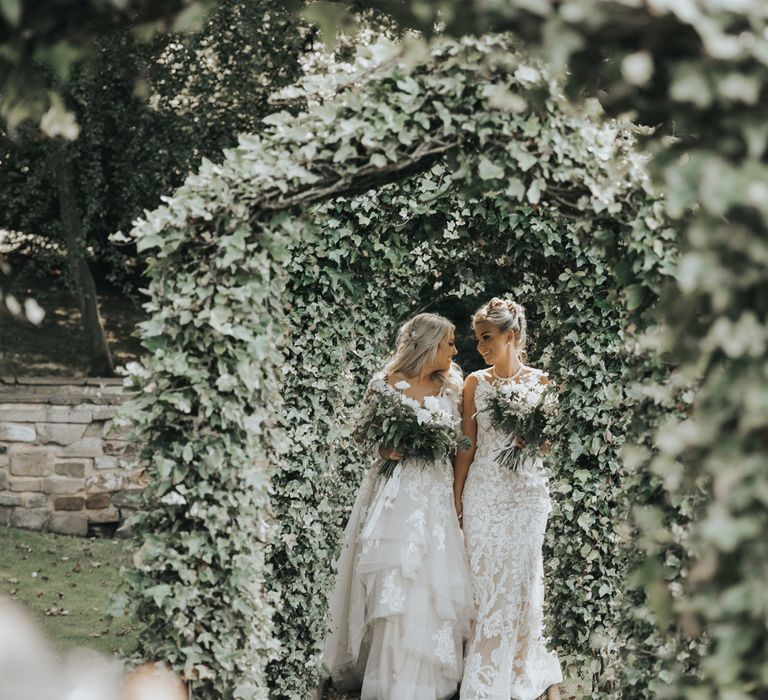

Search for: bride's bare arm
xmin=453 ymin=373 xmax=478 ymax=520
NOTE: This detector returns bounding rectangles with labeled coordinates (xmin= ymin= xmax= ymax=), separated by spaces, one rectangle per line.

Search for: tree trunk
xmin=55 ymin=146 xmax=115 ymax=377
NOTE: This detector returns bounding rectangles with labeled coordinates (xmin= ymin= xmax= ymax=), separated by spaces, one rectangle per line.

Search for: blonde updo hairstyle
xmin=383 ymin=312 xmax=463 ymax=399
xmin=472 ymin=297 xmax=528 ymax=363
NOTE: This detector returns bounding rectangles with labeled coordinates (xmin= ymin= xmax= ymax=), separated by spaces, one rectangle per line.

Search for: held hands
xmin=379 ymin=445 xmax=403 ymax=461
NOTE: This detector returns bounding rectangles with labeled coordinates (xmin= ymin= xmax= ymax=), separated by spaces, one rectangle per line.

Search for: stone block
xmin=0 ymin=470 xmax=7 ymax=491
xmin=45 ymin=405 xmax=92 ymax=423
xmin=92 ymin=406 xmax=117 ymax=420
xmin=21 ymin=493 xmax=48 ymax=508
xmin=95 ymin=456 xmax=118 ymax=471
xmin=84 ymin=422 xmax=102 ymax=438
xmin=0 ymin=423 xmax=36 ymax=442
xmin=48 ymin=512 xmax=88 ymax=536
xmin=0 ymin=492 xmax=22 ymax=507
xmin=60 ymin=438 xmax=103 ymax=458
xmin=0 ymin=454 xmax=8 ymax=468
xmin=111 ymin=487 xmax=143 ymax=508
xmin=12 ymin=508 xmax=49 ymax=531
xmin=0 ymin=404 xmax=47 ymax=422
xmin=54 ymin=496 xmax=85 ymax=511
xmin=85 ymin=492 xmax=111 ymax=509
xmin=36 ymin=423 xmax=87 ymax=446
xmin=10 ymin=451 xmax=53 ymax=477
xmin=0 ymin=506 xmax=12 ymax=527
xmin=9 ymin=477 xmax=42 ymax=492
xmin=87 ymin=505 xmax=119 ymax=524
xmin=85 ymin=470 xmax=130 ymax=493
xmin=54 ymin=460 xmax=89 ymax=478
xmin=43 ymin=475 xmax=84 ymax=495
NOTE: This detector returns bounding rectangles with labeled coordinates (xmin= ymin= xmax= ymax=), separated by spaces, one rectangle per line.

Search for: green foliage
xmin=120 ymin=33 xmax=680 ymax=698
xmin=0 ymin=0 xmax=222 ymax=134
xmin=0 ymin=1 xmax=310 ymax=296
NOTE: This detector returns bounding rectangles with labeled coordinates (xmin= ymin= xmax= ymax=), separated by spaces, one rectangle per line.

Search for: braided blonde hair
xmin=383 ymin=313 xmax=463 ymax=398
xmin=472 ymin=297 xmax=528 ymax=362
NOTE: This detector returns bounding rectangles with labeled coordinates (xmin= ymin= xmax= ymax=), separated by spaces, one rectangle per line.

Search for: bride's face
xmin=475 ymin=321 xmax=513 ymax=366
xmin=434 ymin=329 xmax=457 ymax=371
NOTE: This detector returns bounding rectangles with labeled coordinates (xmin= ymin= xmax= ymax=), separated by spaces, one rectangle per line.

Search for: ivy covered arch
xmin=120 ymin=35 xmax=679 ymax=699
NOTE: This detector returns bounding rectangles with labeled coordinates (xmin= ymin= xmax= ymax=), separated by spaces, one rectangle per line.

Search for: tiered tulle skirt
xmin=323 ymin=459 xmax=474 ymax=700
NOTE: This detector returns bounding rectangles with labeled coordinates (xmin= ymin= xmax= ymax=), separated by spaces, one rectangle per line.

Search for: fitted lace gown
xmin=323 ymin=375 xmax=474 ymax=700
xmin=460 ymin=369 xmax=562 ymax=700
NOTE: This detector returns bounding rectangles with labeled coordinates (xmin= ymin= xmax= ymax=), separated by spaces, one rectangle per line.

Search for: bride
xmin=454 ymin=298 xmax=563 ymax=700
xmin=322 ymin=312 xmax=474 ymax=700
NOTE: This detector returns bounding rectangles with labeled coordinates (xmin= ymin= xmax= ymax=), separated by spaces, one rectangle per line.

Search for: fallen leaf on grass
xmin=7 ymin=577 xmax=18 ymax=584
xmin=44 ymin=605 xmax=70 ymax=616
xmin=72 ymin=562 xmax=81 ymax=573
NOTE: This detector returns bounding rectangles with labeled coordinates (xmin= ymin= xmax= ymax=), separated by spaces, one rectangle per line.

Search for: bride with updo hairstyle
xmin=455 ymin=298 xmax=563 ymax=700
xmin=322 ymin=313 xmax=473 ymax=700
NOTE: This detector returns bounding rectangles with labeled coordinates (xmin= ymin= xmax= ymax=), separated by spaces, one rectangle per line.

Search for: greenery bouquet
xmin=354 ymin=380 xmax=471 ymax=479
xmin=483 ymin=379 xmax=560 ymax=471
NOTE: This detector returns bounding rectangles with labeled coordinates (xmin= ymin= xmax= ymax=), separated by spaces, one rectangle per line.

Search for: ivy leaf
xmin=478 ymin=157 xmax=505 ymax=180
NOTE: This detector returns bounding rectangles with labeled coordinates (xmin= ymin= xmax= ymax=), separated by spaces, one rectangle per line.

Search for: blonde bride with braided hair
xmin=323 ymin=312 xmax=474 ymax=700
xmin=455 ymin=298 xmax=563 ymax=700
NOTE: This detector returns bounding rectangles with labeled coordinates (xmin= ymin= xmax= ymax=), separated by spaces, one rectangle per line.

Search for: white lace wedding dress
xmin=460 ymin=369 xmax=562 ymax=700
xmin=323 ymin=375 xmax=474 ymax=700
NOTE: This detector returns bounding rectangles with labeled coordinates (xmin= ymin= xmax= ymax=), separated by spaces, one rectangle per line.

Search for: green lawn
xmin=0 ymin=527 xmax=138 ymax=655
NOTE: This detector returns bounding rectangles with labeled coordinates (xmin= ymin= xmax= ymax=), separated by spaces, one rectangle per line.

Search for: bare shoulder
xmin=462 ymin=372 xmax=476 ymax=398
xmin=464 ymin=369 xmax=491 ymax=391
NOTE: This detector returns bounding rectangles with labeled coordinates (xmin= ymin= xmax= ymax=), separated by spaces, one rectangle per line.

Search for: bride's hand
xmin=379 ymin=445 xmax=403 ymax=461
xmin=514 ymin=436 xmax=526 ymax=448
xmin=454 ymin=493 xmax=463 ymax=526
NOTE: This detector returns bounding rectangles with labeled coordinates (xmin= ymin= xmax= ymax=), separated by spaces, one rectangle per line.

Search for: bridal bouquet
xmin=354 ymin=381 xmax=471 ymax=479
xmin=483 ymin=378 xmax=560 ymax=471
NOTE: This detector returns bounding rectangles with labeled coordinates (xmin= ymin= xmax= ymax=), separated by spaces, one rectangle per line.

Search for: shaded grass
xmin=0 ymin=527 xmax=138 ymax=655
xmin=0 ymin=269 xmax=143 ymax=377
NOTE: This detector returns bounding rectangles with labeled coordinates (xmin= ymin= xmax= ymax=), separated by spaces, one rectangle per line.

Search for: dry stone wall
xmin=0 ymin=377 xmax=144 ymax=536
